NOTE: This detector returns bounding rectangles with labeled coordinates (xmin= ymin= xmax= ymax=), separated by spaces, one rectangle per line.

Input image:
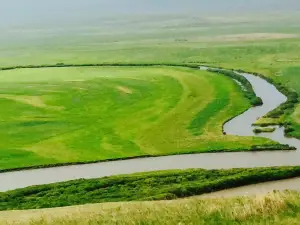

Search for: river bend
xmin=1 ymin=67 xmax=300 ymax=193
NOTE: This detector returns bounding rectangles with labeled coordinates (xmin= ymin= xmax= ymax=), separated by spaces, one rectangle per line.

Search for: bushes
xmin=250 ymin=144 xmax=295 ymax=151
xmin=247 ymin=72 xmax=298 ymax=119
xmin=220 ymin=67 xmax=299 ymax=138
xmin=0 ymin=63 xmax=200 ymax=72
xmin=219 ymin=67 xmax=298 ymax=121
xmin=250 ymin=97 xmax=264 ymax=106
xmin=253 ymin=127 xmax=276 ymax=134
xmin=285 ymin=126 xmax=295 ymax=135
xmin=1 ymin=167 xmax=300 ymax=211
xmin=241 ymin=71 xmax=299 ymax=137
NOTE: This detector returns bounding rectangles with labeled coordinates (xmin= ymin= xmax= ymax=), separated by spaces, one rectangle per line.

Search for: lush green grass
xmin=207 ymin=68 xmax=263 ymax=106
xmin=1 ymin=14 xmax=300 ymax=169
xmin=2 ymin=191 xmax=300 ymax=225
xmin=1 ymin=19 xmax=300 ymax=138
xmin=0 ymin=66 xmax=278 ymax=170
xmin=278 ymin=67 xmax=300 ymax=137
xmin=1 ymin=167 xmax=300 ymax=211
xmin=1 ymin=13 xmax=300 ymax=225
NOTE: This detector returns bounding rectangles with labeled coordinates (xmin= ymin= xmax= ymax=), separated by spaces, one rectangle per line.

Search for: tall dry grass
xmin=1 ymin=191 xmax=300 ymax=225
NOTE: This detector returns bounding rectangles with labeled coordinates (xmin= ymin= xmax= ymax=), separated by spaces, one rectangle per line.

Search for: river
xmin=1 ymin=67 xmax=300 ymax=194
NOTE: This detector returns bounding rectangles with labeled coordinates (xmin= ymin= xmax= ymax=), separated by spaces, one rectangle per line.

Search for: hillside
xmin=1 ymin=191 xmax=300 ymax=225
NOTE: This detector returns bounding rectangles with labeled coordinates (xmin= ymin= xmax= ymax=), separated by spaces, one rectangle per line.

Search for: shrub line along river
xmin=1 ymin=66 xmax=300 ymax=195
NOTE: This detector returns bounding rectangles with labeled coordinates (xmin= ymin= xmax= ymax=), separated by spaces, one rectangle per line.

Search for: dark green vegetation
xmin=275 ymin=67 xmax=300 ymax=137
xmin=236 ymin=69 xmax=299 ymax=137
xmin=1 ymin=167 xmax=300 ymax=211
xmin=253 ymin=127 xmax=276 ymax=134
xmin=208 ymin=68 xmax=263 ymax=106
xmin=0 ymin=63 xmax=200 ymax=71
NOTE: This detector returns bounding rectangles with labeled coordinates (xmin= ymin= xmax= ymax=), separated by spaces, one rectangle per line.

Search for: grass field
xmin=1 ymin=14 xmax=300 ymax=170
xmin=1 ymin=167 xmax=300 ymax=211
xmin=0 ymin=66 xmax=276 ymax=170
xmin=1 ymin=11 xmax=300 ymax=225
xmin=1 ymin=15 xmax=300 ymax=138
xmin=2 ymin=191 xmax=300 ymax=225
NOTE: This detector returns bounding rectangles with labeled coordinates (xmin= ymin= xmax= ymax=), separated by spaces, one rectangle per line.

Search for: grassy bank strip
xmin=207 ymin=65 xmax=299 ymax=139
xmin=2 ymin=191 xmax=300 ymax=225
xmin=253 ymin=127 xmax=276 ymax=134
xmin=0 ymin=144 xmax=295 ymax=174
xmin=253 ymin=122 xmax=284 ymax=127
xmin=1 ymin=167 xmax=300 ymax=211
xmin=207 ymin=68 xmax=263 ymax=106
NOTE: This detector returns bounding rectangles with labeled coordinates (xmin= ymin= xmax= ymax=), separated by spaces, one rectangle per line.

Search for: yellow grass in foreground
xmin=1 ymin=191 xmax=300 ymax=225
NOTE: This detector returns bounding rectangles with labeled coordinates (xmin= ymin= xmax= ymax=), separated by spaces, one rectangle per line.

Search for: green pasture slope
xmin=1 ymin=12 xmax=300 ymax=225
xmin=0 ymin=66 xmax=276 ymax=170
xmin=3 ymin=191 xmax=300 ymax=225
xmin=1 ymin=15 xmax=300 ymax=140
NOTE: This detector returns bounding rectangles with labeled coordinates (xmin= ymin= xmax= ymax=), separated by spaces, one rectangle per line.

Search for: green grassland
xmin=1 ymin=167 xmax=300 ymax=211
xmin=0 ymin=66 xmax=276 ymax=170
xmin=1 ymin=15 xmax=300 ymax=139
xmin=1 ymin=13 xmax=300 ymax=225
xmin=1 ymin=14 xmax=300 ymax=170
xmin=2 ymin=191 xmax=300 ymax=225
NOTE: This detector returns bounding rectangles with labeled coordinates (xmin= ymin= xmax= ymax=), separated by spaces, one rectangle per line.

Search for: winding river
xmin=1 ymin=67 xmax=300 ymax=194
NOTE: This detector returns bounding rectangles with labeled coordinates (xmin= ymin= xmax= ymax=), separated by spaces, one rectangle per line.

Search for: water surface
xmin=224 ymin=71 xmax=300 ymax=150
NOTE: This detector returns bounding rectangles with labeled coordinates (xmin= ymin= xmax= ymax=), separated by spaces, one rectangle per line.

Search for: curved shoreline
xmin=0 ymin=63 xmax=293 ymax=175
xmin=0 ymin=147 xmax=294 ymax=174
xmin=1 ymin=64 xmax=300 ymax=192
xmin=2 ymin=151 xmax=300 ymax=192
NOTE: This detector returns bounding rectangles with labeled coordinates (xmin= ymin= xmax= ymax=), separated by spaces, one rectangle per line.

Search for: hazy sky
xmin=1 ymin=0 xmax=300 ymax=28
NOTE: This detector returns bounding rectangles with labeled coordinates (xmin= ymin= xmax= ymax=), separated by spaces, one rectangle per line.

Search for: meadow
xmin=0 ymin=11 xmax=300 ymax=225
xmin=0 ymin=66 xmax=278 ymax=170
xmin=1 ymin=14 xmax=300 ymax=141
xmin=1 ymin=14 xmax=300 ymax=170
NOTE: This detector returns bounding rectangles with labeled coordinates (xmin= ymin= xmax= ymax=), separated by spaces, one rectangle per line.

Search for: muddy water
xmin=224 ymin=72 xmax=287 ymax=136
xmin=200 ymin=177 xmax=300 ymax=198
xmin=1 ymin=68 xmax=300 ymax=193
xmin=224 ymin=71 xmax=300 ymax=150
